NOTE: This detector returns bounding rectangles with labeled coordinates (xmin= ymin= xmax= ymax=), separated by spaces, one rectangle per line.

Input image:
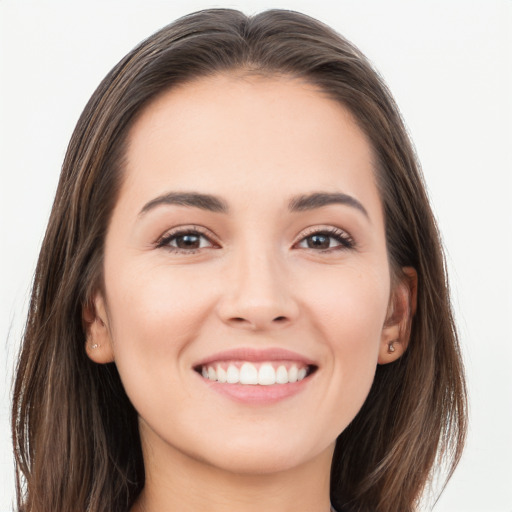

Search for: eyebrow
xmin=288 ymin=192 xmax=369 ymax=219
xmin=139 ymin=192 xmax=229 ymax=215
xmin=139 ymin=191 xmax=369 ymax=219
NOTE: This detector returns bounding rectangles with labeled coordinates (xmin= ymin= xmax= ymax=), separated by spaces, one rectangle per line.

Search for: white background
xmin=0 ymin=1 xmax=511 ymax=510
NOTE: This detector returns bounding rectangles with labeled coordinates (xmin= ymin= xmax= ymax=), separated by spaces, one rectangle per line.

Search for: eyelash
xmin=155 ymin=226 xmax=355 ymax=254
xmin=155 ymin=226 xmax=217 ymax=254
xmin=296 ymin=226 xmax=355 ymax=252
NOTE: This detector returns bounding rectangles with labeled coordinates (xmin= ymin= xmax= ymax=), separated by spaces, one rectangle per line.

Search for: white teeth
xmin=258 ymin=363 xmax=276 ymax=385
xmin=201 ymin=362 xmax=311 ymax=385
xmin=276 ymin=365 xmax=288 ymax=384
xmin=217 ymin=366 xmax=227 ymax=383
xmin=226 ymin=365 xmax=239 ymax=384
xmin=239 ymin=362 xmax=258 ymax=384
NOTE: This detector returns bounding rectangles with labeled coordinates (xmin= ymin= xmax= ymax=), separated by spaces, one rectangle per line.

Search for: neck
xmin=132 ymin=426 xmax=334 ymax=512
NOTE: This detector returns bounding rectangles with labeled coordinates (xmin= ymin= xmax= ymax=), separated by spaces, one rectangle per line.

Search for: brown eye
xmin=296 ymin=228 xmax=354 ymax=251
xmin=174 ymin=233 xmax=202 ymax=249
xmin=157 ymin=229 xmax=215 ymax=252
xmin=306 ymin=234 xmax=331 ymax=249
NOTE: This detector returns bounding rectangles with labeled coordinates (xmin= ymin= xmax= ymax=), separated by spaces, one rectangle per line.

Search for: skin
xmin=85 ymin=73 xmax=415 ymax=512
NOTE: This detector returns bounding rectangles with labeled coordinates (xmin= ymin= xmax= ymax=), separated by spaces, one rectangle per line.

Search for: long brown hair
xmin=12 ymin=9 xmax=467 ymax=512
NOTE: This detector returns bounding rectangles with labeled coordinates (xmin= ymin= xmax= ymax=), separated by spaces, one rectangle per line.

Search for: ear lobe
xmin=83 ymin=293 xmax=115 ymax=364
xmin=378 ymin=267 xmax=418 ymax=365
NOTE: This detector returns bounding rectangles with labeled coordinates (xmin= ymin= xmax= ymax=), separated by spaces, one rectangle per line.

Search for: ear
xmin=82 ymin=291 xmax=115 ymax=364
xmin=378 ymin=267 xmax=418 ymax=364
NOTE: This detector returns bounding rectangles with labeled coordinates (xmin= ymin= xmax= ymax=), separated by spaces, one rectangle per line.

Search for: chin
xmin=215 ymin=450 xmax=304 ymax=475
xmin=191 ymin=430 xmax=335 ymax=476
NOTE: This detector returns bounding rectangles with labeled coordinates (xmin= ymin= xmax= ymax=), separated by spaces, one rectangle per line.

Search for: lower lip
xmin=199 ymin=375 xmax=312 ymax=405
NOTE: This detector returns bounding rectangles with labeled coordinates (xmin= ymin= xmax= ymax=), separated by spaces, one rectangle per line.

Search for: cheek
xmin=103 ymin=260 xmax=215 ymax=379
xmin=307 ymin=263 xmax=389 ymax=344
xmin=101 ymin=260 xmax=223 ymax=434
xmin=304 ymin=265 xmax=389 ymax=408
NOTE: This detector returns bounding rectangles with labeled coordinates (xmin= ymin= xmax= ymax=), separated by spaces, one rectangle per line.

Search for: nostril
xmin=225 ymin=315 xmax=291 ymax=329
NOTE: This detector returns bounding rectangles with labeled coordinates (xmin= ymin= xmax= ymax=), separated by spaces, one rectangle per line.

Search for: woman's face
xmin=88 ymin=74 xmax=407 ymax=475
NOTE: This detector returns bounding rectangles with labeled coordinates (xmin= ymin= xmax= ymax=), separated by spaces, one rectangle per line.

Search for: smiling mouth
xmin=194 ymin=361 xmax=317 ymax=385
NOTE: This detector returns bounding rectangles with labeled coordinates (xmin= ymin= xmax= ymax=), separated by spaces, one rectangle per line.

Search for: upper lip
xmin=193 ymin=347 xmax=317 ymax=368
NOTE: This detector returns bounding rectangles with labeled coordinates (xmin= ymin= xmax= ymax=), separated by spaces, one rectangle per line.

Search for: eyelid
xmin=154 ymin=224 xmax=355 ymax=253
xmin=292 ymin=225 xmax=355 ymax=250
xmin=155 ymin=225 xmax=220 ymax=250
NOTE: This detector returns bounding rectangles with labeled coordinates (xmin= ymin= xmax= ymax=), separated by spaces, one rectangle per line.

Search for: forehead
xmin=120 ymin=73 xmax=381 ymax=219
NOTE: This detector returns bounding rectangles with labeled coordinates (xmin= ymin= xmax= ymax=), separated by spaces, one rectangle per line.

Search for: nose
xmin=216 ymin=249 xmax=300 ymax=331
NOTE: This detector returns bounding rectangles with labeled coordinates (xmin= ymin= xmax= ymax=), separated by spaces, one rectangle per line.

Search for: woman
xmin=12 ymin=8 xmax=467 ymax=512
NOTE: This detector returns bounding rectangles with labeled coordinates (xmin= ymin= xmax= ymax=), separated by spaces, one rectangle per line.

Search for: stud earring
xmin=91 ymin=343 xmax=99 ymax=350
xmin=387 ymin=341 xmax=396 ymax=353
